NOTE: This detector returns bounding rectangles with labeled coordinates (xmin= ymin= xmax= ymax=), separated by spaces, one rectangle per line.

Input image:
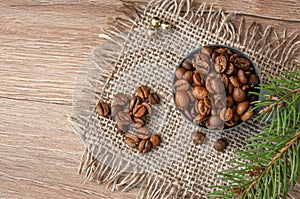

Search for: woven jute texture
xmin=71 ymin=0 xmax=300 ymax=198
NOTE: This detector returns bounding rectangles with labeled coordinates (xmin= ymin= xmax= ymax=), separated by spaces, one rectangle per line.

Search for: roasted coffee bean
xmin=240 ymin=106 xmax=254 ymax=121
xmin=183 ymin=71 xmax=193 ymax=83
xmin=175 ymin=91 xmax=190 ymax=110
xmin=229 ymin=76 xmax=241 ymax=88
xmin=215 ymin=47 xmax=227 ymax=54
xmin=195 ymin=60 xmax=210 ymax=75
xmin=96 ymin=101 xmax=110 ymax=117
xmin=124 ymin=134 xmax=139 ymax=148
xmin=201 ymin=46 xmax=213 ymax=56
xmin=236 ymin=57 xmax=250 ymax=70
xmin=204 ymin=95 xmax=212 ymax=108
xmin=237 ymin=101 xmax=249 ymax=115
xmin=148 ymin=92 xmax=160 ymax=105
xmin=131 ymin=117 xmax=145 ymax=128
xmin=207 ymin=116 xmax=223 ymax=129
xmin=137 ymin=85 xmax=150 ymax=99
xmin=213 ymin=94 xmax=226 ymax=109
xmin=192 ymin=131 xmax=205 ymax=144
xmin=214 ymin=55 xmax=227 ymax=73
xmin=193 ymin=86 xmax=208 ymax=100
xmin=176 ymin=68 xmax=186 ymax=79
xmin=138 ymin=139 xmax=152 ymax=153
xmin=114 ymin=93 xmax=128 ymax=106
xmin=182 ymin=59 xmax=193 ymax=70
xmin=129 ymin=96 xmax=142 ymax=110
xmin=225 ymin=63 xmax=235 ymax=75
xmin=132 ymin=104 xmax=147 ymax=118
xmin=174 ymin=79 xmax=190 ymax=92
xmin=192 ymin=71 xmax=204 ymax=86
xmin=197 ymin=100 xmax=211 ymax=116
xmin=249 ymin=74 xmax=259 ymax=86
xmin=142 ymin=102 xmax=151 ymax=115
xmin=184 ymin=109 xmax=193 ymax=121
xmin=211 ymin=78 xmax=226 ymax=94
xmin=118 ymin=110 xmax=132 ymax=122
xmin=136 ymin=127 xmax=151 ymax=140
xmin=193 ymin=114 xmax=206 ymax=124
xmin=190 ymin=106 xmax=198 ymax=118
xmin=150 ymin=134 xmax=161 ymax=148
xmin=226 ymin=95 xmax=235 ymax=108
xmin=237 ymin=69 xmax=248 ymax=85
xmin=233 ymin=87 xmax=247 ymax=102
xmin=187 ymin=90 xmax=197 ymax=103
xmin=221 ymin=74 xmax=229 ymax=88
xmin=220 ymin=107 xmax=233 ymax=121
xmin=111 ymin=104 xmax=122 ymax=117
xmin=213 ymin=138 xmax=228 ymax=152
xmin=227 ymin=83 xmax=234 ymax=94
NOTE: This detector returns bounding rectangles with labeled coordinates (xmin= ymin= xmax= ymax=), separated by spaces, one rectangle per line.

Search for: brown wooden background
xmin=1 ymin=0 xmax=299 ymax=198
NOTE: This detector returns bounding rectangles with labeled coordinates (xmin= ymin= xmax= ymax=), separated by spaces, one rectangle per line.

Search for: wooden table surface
xmin=1 ymin=0 xmax=299 ymax=198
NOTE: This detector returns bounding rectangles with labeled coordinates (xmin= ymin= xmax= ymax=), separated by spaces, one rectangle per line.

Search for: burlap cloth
xmin=71 ymin=0 xmax=300 ymax=198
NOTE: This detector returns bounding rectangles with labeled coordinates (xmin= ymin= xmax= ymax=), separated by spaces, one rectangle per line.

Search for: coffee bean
xmin=233 ymin=87 xmax=247 ymax=102
xmin=221 ymin=74 xmax=229 ymax=88
xmin=195 ymin=60 xmax=210 ymax=75
xmin=176 ymin=68 xmax=186 ymax=79
xmin=116 ymin=124 xmax=127 ymax=134
xmin=225 ymin=63 xmax=235 ymax=75
xmin=132 ymin=104 xmax=147 ymax=118
xmin=193 ymin=114 xmax=206 ymax=124
xmin=182 ymin=59 xmax=193 ymax=70
xmin=227 ymin=83 xmax=234 ymax=94
xmin=201 ymin=46 xmax=213 ymax=56
xmin=184 ymin=109 xmax=193 ymax=121
xmin=237 ymin=69 xmax=248 ymax=84
xmin=193 ymin=86 xmax=208 ymax=100
xmin=192 ymin=71 xmax=204 ymax=86
xmin=118 ymin=110 xmax=132 ymax=122
xmin=214 ymin=55 xmax=227 ymax=73
xmin=137 ymin=85 xmax=150 ymax=99
xmin=96 ymin=101 xmax=110 ymax=117
xmin=220 ymin=107 xmax=233 ymax=121
xmin=192 ymin=131 xmax=205 ymax=144
xmin=129 ymin=96 xmax=142 ymax=111
xmin=149 ymin=134 xmax=161 ymax=148
xmin=138 ymin=139 xmax=152 ymax=153
xmin=182 ymin=71 xmax=193 ymax=84
xmin=111 ymin=104 xmax=122 ymax=117
xmin=240 ymin=106 xmax=254 ymax=121
xmin=136 ymin=127 xmax=151 ymax=140
xmin=124 ymin=134 xmax=140 ymax=148
xmin=213 ymin=138 xmax=228 ymax=152
xmin=114 ymin=93 xmax=128 ymax=106
xmin=229 ymin=76 xmax=241 ymax=88
xmin=226 ymin=95 xmax=235 ymax=108
xmin=187 ymin=90 xmax=197 ymax=103
xmin=204 ymin=95 xmax=212 ymax=108
xmin=142 ymin=102 xmax=152 ymax=115
xmin=249 ymin=74 xmax=259 ymax=86
xmin=175 ymin=91 xmax=190 ymax=110
xmin=131 ymin=117 xmax=145 ymax=128
xmin=211 ymin=78 xmax=225 ymax=94
xmin=197 ymin=100 xmax=211 ymax=116
xmin=236 ymin=57 xmax=250 ymax=70
xmin=174 ymin=79 xmax=190 ymax=92
xmin=207 ymin=116 xmax=223 ymax=129
xmin=148 ymin=92 xmax=160 ymax=105
xmin=237 ymin=101 xmax=249 ymax=115
xmin=213 ymin=94 xmax=226 ymax=109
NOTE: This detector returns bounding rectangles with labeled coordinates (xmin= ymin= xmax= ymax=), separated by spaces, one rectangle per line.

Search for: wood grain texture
xmin=0 ymin=0 xmax=299 ymax=198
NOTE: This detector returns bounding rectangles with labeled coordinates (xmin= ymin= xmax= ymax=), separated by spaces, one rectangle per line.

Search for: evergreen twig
xmin=208 ymin=68 xmax=300 ymax=199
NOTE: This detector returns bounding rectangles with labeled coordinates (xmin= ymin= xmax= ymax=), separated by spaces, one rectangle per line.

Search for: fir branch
xmin=208 ymin=68 xmax=300 ymax=199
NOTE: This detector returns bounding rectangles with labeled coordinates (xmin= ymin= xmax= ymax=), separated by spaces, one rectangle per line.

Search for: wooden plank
xmin=0 ymin=0 xmax=299 ymax=198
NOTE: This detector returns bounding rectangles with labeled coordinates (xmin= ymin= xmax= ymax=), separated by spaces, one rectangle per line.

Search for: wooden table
xmin=1 ymin=0 xmax=299 ymax=198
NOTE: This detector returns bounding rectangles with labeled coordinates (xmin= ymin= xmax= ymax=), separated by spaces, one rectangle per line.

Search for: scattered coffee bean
xmin=124 ymin=134 xmax=140 ymax=148
xmin=114 ymin=93 xmax=128 ymax=106
xmin=213 ymin=138 xmax=228 ymax=152
xmin=131 ymin=117 xmax=145 ymax=128
xmin=240 ymin=106 xmax=254 ymax=121
xmin=136 ymin=127 xmax=151 ymax=140
xmin=149 ymin=134 xmax=161 ymax=148
xmin=192 ymin=131 xmax=205 ymax=144
xmin=129 ymin=96 xmax=142 ymax=111
xmin=132 ymin=104 xmax=147 ymax=118
xmin=138 ymin=139 xmax=152 ymax=154
xmin=137 ymin=85 xmax=150 ymax=99
xmin=173 ymin=45 xmax=260 ymax=129
xmin=96 ymin=101 xmax=110 ymax=117
xmin=148 ymin=92 xmax=160 ymax=105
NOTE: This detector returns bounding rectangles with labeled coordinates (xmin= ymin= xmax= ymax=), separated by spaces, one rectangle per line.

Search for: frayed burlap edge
xmin=68 ymin=0 xmax=300 ymax=198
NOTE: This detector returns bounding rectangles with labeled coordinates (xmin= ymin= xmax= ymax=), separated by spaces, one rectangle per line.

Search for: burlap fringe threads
xmin=73 ymin=0 xmax=299 ymax=198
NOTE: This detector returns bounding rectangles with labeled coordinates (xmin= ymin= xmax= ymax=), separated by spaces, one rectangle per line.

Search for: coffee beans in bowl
xmin=173 ymin=45 xmax=261 ymax=131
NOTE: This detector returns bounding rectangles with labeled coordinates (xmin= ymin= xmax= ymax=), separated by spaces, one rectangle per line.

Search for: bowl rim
xmin=172 ymin=44 xmax=262 ymax=133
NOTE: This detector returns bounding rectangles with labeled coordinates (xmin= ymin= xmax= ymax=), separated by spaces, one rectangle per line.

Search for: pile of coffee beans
xmin=109 ymin=85 xmax=161 ymax=153
xmin=173 ymin=45 xmax=260 ymax=130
